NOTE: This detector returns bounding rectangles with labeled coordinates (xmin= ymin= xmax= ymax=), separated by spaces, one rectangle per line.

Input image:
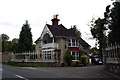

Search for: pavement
xmin=1 ymin=64 xmax=120 ymax=80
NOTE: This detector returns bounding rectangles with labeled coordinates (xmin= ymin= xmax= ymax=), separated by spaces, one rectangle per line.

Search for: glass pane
xmin=76 ymin=52 xmax=79 ymax=60
xmin=72 ymin=52 xmax=75 ymax=60
xmin=68 ymin=43 xmax=71 ymax=46
xmin=50 ymin=54 xmax=51 ymax=60
xmin=76 ymin=40 xmax=78 ymax=46
xmin=68 ymin=39 xmax=71 ymax=42
xmin=72 ymin=42 xmax=75 ymax=46
xmin=45 ymin=54 xmax=46 ymax=59
xmin=72 ymin=39 xmax=75 ymax=42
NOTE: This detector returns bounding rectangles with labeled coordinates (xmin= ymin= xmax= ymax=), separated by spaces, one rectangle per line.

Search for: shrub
xmin=65 ymin=49 xmax=72 ymax=66
xmin=72 ymin=58 xmax=87 ymax=67
xmin=72 ymin=60 xmax=84 ymax=67
xmin=81 ymin=54 xmax=87 ymax=58
xmin=81 ymin=58 xmax=87 ymax=66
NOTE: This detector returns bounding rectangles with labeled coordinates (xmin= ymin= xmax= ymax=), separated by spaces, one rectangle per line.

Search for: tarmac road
xmin=1 ymin=64 xmax=119 ymax=80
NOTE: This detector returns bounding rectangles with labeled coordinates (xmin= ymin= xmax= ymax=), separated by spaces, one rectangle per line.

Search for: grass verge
xmin=2 ymin=61 xmax=46 ymax=67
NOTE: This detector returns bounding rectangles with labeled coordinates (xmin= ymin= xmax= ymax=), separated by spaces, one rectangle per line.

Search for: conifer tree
xmin=18 ymin=20 xmax=33 ymax=53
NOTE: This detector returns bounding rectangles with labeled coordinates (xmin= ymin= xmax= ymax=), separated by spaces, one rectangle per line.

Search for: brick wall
xmin=103 ymin=44 xmax=120 ymax=76
xmin=1 ymin=53 xmax=9 ymax=62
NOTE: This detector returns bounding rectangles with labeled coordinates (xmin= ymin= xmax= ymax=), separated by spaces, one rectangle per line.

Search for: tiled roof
xmin=34 ymin=37 xmax=40 ymax=43
xmin=35 ymin=24 xmax=90 ymax=47
xmin=79 ymin=37 xmax=90 ymax=47
xmin=46 ymin=24 xmax=79 ymax=37
xmin=47 ymin=24 xmax=90 ymax=47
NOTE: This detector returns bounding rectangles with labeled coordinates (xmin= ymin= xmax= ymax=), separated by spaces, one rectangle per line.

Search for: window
xmin=67 ymin=39 xmax=79 ymax=47
xmin=45 ymin=53 xmax=47 ymax=59
xmin=76 ymin=52 xmax=79 ymax=60
xmin=72 ymin=52 xmax=75 ymax=60
xmin=47 ymin=51 xmax=51 ymax=60
xmin=68 ymin=39 xmax=71 ymax=46
xmin=71 ymin=51 xmax=79 ymax=60
xmin=72 ymin=39 xmax=75 ymax=46
xmin=43 ymin=51 xmax=52 ymax=60
xmin=76 ymin=40 xmax=78 ymax=46
xmin=47 ymin=54 xmax=51 ymax=60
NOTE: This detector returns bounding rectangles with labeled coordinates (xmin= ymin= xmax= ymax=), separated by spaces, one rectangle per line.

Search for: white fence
xmin=104 ymin=44 xmax=120 ymax=64
xmin=10 ymin=52 xmax=55 ymax=62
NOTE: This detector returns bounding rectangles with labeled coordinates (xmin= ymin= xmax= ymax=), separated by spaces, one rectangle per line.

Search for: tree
xmin=72 ymin=25 xmax=81 ymax=37
xmin=18 ymin=20 xmax=33 ymax=53
xmin=64 ymin=49 xmax=72 ymax=66
xmin=12 ymin=38 xmax=19 ymax=53
xmin=2 ymin=34 xmax=10 ymax=52
xmin=32 ymin=44 xmax=35 ymax=52
xmin=90 ymin=18 xmax=107 ymax=57
xmin=7 ymin=41 xmax=12 ymax=52
xmin=2 ymin=34 xmax=9 ymax=41
xmin=90 ymin=1 xmax=120 ymax=57
xmin=107 ymin=2 xmax=120 ymax=44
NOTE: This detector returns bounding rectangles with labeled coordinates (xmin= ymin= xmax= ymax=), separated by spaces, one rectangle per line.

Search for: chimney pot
xmin=52 ymin=14 xmax=60 ymax=26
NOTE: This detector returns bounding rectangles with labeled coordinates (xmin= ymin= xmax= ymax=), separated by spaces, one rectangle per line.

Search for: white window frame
xmin=67 ymin=39 xmax=71 ymax=46
xmin=43 ymin=50 xmax=53 ymax=60
xmin=71 ymin=51 xmax=79 ymax=61
xmin=67 ymin=39 xmax=79 ymax=47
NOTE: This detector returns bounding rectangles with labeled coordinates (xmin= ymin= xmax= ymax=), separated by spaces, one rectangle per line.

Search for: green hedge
xmin=2 ymin=61 xmax=46 ymax=67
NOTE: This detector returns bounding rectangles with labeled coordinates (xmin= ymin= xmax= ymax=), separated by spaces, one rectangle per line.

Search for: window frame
xmin=43 ymin=51 xmax=52 ymax=60
xmin=71 ymin=51 xmax=80 ymax=61
xmin=67 ymin=39 xmax=79 ymax=47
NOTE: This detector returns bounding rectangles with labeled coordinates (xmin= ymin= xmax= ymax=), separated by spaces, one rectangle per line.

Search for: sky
xmin=0 ymin=0 xmax=113 ymax=48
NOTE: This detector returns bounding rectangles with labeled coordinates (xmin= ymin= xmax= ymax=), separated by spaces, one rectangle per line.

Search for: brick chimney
xmin=51 ymin=15 xmax=60 ymax=26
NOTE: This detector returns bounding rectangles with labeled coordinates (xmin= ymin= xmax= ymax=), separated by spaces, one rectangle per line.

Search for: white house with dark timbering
xmin=35 ymin=15 xmax=90 ymax=66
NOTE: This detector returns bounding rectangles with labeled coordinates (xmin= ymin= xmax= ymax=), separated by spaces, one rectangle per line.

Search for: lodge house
xmin=35 ymin=15 xmax=90 ymax=66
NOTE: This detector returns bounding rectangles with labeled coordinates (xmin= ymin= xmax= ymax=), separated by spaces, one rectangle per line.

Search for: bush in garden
xmin=80 ymin=54 xmax=87 ymax=66
xmin=65 ymin=49 xmax=72 ymax=66
xmin=72 ymin=60 xmax=84 ymax=67
xmin=72 ymin=54 xmax=87 ymax=67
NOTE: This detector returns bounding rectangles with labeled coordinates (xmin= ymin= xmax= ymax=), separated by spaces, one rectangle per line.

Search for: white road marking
xmin=22 ymin=67 xmax=36 ymax=70
xmin=28 ymin=67 xmax=36 ymax=70
xmin=16 ymin=75 xmax=29 ymax=80
xmin=0 ymin=69 xmax=3 ymax=71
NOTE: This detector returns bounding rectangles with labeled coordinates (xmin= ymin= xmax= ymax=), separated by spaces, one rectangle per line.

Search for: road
xmin=1 ymin=64 xmax=119 ymax=80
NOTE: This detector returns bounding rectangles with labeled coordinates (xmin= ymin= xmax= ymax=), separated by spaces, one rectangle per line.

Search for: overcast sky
xmin=0 ymin=0 xmax=112 ymax=47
